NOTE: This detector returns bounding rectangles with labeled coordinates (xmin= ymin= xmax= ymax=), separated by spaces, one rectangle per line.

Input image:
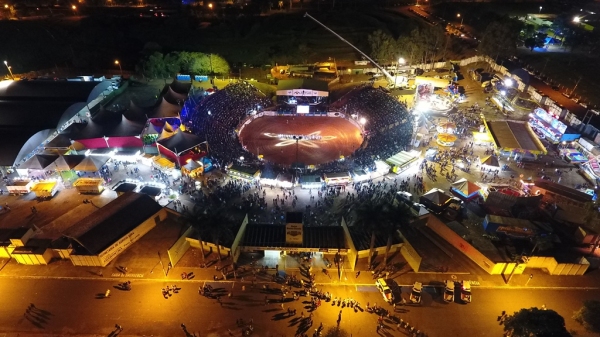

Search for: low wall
xmin=341 ymin=217 xmax=357 ymax=271
xmin=356 ymin=244 xmax=402 ymax=259
xmin=526 ymin=256 xmax=589 ymax=275
xmin=398 ymin=229 xmax=422 ymax=272
xmin=186 ymin=238 xmax=231 ymax=257
xmin=167 ymin=225 xmax=193 ymax=267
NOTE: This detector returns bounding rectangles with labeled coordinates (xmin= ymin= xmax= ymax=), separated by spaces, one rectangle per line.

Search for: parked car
xmin=460 ymin=281 xmax=471 ymax=303
xmin=443 ymin=280 xmax=455 ymax=303
xmin=375 ymin=278 xmax=393 ymax=303
xmin=410 ymin=281 xmax=423 ymax=304
xmin=551 ymin=85 xmax=560 ymax=91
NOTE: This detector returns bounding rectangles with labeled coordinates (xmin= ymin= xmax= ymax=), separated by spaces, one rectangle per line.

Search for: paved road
xmin=0 ymin=278 xmax=597 ymax=337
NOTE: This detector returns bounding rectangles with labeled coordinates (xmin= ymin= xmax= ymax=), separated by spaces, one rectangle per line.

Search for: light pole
xmin=293 ymin=136 xmax=303 ymax=163
xmin=457 ymin=13 xmax=463 ymax=28
xmin=114 ymin=60 xmax=122 ymax=76
xmin=3 ymin=61 xmax=14 ymax=80
xmin=539 ymin=6 xmax=542 ymax=14
xmin=71 ymin=5 xmax=77 ymax=15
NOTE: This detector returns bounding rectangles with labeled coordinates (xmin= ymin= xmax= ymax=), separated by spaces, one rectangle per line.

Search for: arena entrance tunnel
xmin=235 ymin=214 xmax=355 ymax=275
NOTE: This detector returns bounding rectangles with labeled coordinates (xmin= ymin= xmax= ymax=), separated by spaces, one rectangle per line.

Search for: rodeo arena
xmin=1 ymin=52 xmax=600 ymax=336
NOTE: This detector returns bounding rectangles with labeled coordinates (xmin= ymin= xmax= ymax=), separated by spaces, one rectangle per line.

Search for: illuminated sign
xmin=297 ymin=105 xmax=310 ymax=114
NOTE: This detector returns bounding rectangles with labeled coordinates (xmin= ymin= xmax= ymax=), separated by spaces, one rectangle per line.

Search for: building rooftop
xmin=487 ymin=120 xmax=546 ymax=153
xmin=534 ymin=180 xmax=593 ymax=203
xmin=63 ymin=192 xmax=163 ymax=255
xmin=241 ymin=224 xmax=347 ymax=250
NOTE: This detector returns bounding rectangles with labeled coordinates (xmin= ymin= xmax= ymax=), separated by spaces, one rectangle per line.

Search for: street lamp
xmin=3 ymin=60 xmax=14 ymax=80
xmin=114 ymin=60 xmax=122 ymax=76
xmin=504 ymin=78 xmax=513 ymax=87
xmin=457 ymin=13 xmax=463 ymax=28
xmin=359 ymin=117 xmax=367 ymax=125
xmin=539 ymin=6 xmax=542 ymax=14
xmin=71 ymin=4 xmax=77 ymax=15
xmin=398 ymin=57 xmax=406 ymax=70
xmin=573 ymin=16 xmax=581 ymax=23
xmin=208 ymin=3 xmax=213 ymax=9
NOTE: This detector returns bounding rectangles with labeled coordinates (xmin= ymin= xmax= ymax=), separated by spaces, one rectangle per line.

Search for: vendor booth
xmin=228 ymin=165 xmax=260 ymax=182
xmin=181 ymin=160 xmax=203 ymax=179
xmin=16 ymin=154 xmax=59 ymax=176
xmin=276 ymin=173 xmax=294 ymax=189
xmin=480 ymin=155 xmax=500 ymax=171
xmin=6 ymin=180 xmax=34 ymax=195
xmin=419 ymin=188 xmax=454 ymax=214
xmin=386 ymin=151 xmax=420 ymax=174
xmin=323 ymin=171 xmax=351 ymax=186
xmin=260 ymin=170 xmax=278 ymax=187
xmin=350 ymin=169 xmax=370 ymax=183
xmin=31 ymin=180 xmax=58 ymax=199
xmin=299 ymin=175 xmax=323 ymax=189
xmin=450 ymin=178 xmax=482 ymax=200
xmin=73 ymin=178 xmax=105 ymax=194
xmin=74 ymin=156 xmax=110 ymax=172
xmin=528 ymin=108 xmax=580 ymax=144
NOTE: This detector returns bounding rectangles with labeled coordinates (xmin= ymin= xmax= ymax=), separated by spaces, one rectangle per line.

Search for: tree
xmin=368 ymin=30 xmax=397 ymax=64
xmin=164 ymin=52 xmax=182 ymax=78
xmin=195 ymin=208 xmax=234 ymax=263
xmin=297 ymin=43 xmax=312 ymax=64
xmin=382 ymin=202 xmax=414 ymax=267
xmin=504 ymin=307 xmax=570 ymax=337
xmin=323 ymin=326 xmax=350 ymax=337
xmin=353 ymin=198 xmax=408 ymax=267
xmin=530 ymin=235 xmax=554 ymax=255
xmin=143 ymin=52 xmax=166 ymax=79
xmin=524 ymin=38 xmax=541 ymax=51
xmin=478 ymin=19 xmax=522 ymax=61
xmin=574 ymin=300 xmax=600 ymax=332
xmin=209 ymin=54 xmax=231 ymax=75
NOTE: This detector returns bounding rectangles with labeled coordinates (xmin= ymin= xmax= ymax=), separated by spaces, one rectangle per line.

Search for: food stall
xmin=323 ymin=171 xmax=351 ymax=186
xmin=6 ymin=180 xmax=34 ymax=195
xmin=31 ymin=181 xmax=58 ymax=199
xmin=227 ymin=164 xmax=260 ymax=182
xmin=299 ymin=175 xmax=323 ymax=189
xmin=528 ymin=108 xmax=580 ymax=144
xmin=181 ymin=160 xmax=203 ymax=179
xmin=73 ymin=178 xmax=105 ymax=194
xmin=386 ymin=151 xmax=420 ymax=174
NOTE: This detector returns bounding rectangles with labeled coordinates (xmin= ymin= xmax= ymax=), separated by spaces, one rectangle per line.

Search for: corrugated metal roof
xmin=64 ymin=192 xmax=162 ymax=255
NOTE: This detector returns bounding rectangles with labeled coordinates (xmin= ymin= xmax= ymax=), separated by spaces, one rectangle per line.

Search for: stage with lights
xmin=238 ymin=116 xmax=363 ymax=166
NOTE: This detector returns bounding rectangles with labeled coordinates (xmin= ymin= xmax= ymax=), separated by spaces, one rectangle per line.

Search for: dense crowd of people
xmin=185 ymin=82 xmax=414 ymax=176
xmin=185 ymin=82 xmax=271 ymax=169
xmin=335 ymin=86 xmax=414 ymax=170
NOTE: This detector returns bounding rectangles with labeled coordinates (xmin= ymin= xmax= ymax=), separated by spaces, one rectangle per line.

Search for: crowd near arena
xmin=184 ymin=83 xmax=271 ymax=169
xmin=175 ymin=81 xmax=416 ymax=227
xmin=185 ymin=82 xmax=413 ymax=176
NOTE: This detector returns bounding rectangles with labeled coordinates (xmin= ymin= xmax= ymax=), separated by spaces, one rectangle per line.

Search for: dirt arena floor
xmin=238 ymin=116 xmax=364 ymax=166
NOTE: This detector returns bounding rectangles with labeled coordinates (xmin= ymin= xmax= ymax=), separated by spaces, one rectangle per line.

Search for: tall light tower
xmin=293 ymin=136 xmax=303 ymax=163
xmin=4 ymin=61 xmax=14 ymax=80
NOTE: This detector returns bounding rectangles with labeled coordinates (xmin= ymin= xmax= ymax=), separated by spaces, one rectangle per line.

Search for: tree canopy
xmin=368 ymin=25 xmax=447 ymax=66
xmin=504 ymin=307 xmax=570 ymax=337
xmin=574 ymin=300 xmax=600 ymax=333
xmin=137 ymin=51 xmax=231 ymax=79
xmin=478 ymin=18 xmax=522 ymax=60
